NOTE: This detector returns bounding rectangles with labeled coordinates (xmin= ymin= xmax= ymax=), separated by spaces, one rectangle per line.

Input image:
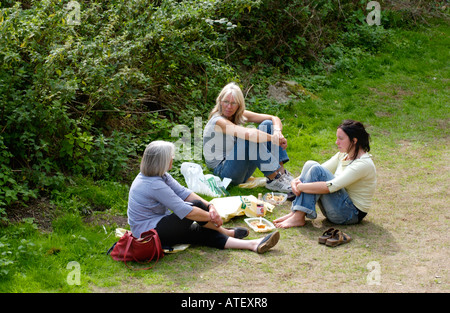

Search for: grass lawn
xmin=0 ymin=20 xmax=448 ymax=293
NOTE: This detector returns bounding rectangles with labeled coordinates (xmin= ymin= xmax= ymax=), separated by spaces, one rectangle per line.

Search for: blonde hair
xmin=208 ymin=82 xmax=247 ymax=125
xmin=140 ymin=141 xmax=175 ymax=177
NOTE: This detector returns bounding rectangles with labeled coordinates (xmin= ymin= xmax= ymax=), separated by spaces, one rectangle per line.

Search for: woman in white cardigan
xmin=274 ymin=120 xmax=377 ymax=228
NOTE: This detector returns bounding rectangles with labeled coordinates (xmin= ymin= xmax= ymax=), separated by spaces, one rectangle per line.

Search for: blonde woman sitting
xmin=203 ymin=82 xmax=293 ymax=193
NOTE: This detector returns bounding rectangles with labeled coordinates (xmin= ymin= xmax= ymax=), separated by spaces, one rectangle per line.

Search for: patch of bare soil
xmin=4 ymin=198 xmax=56 ymax=231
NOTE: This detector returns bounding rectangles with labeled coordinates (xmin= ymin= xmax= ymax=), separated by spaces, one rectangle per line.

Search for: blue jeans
xmin=291 ymin=161 xmax=361 ymax=225
xmin=213 ymin=120 xmax=289 ymax=184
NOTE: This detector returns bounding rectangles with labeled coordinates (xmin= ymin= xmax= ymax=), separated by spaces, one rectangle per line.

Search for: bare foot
xmin=273 ymin=212 xmax=294 ymax=225
xmin=275 ymin=211 xmax=306 ymax=228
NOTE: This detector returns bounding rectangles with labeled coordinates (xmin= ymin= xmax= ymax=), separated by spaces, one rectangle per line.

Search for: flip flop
xmin=257 ymin=231 xmax=280 ymax=254
xmin=325 ymin=229 xmax=352 ymax=247
xmin=226 ymin=227 xmax=249 ymax=239
xmin=318 ymin=227 xmax=336 ymax=244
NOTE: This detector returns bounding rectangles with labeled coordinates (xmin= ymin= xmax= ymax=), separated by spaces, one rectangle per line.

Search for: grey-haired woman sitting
xmin=127 ymin=140 xmax=280 ymax=254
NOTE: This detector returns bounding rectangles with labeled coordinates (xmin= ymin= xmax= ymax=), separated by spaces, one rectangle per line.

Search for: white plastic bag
xmin=180 ymin=162 xmax=231 ymax=197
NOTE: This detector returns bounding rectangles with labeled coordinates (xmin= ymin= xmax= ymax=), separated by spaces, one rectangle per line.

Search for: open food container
xmin=244 ymin=217 xmax=275 ymax=233
xmin=263 ymin=192 xmax=287 ymax=205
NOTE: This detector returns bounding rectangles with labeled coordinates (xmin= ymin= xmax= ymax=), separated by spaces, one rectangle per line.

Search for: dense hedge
xmin=0 ymin=0 xmax=446 ymax=220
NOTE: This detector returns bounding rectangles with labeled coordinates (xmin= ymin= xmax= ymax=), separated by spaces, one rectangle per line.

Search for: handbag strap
xmin=122 ymin=234 xmax=134 ymax=269
xmin=146 ymin=230 xmax=163 ymax=260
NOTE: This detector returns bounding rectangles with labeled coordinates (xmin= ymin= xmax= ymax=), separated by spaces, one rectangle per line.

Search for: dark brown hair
xmin=338 ymin=119 xmax=371 ymax=160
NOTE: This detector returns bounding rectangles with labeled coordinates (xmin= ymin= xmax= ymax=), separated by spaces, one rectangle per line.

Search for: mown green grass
xmin=0 ymin=19 xmax=448 ymax=292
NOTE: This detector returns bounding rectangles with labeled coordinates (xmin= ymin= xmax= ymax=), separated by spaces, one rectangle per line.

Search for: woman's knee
xmin=257 ymin=120 xmax=273 ymax=133
xmin=303 ymin=160 xmax=320 ymax=171
xmin=300 ymin=161 xmax=320 ymax=178
xmin=303 ymin=162 xmax=330 ymax=182
xmin=190 ymin=200 xmax=208 ymax=211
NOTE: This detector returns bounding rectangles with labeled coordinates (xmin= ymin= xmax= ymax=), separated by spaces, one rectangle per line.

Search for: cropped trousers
xmin=155 ymin=200 xmax=229 ymax=249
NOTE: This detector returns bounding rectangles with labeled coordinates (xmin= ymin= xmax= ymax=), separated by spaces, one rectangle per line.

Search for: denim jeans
xmin=291 ymin=161 xmax=361 ymax=225
xmin=213 ymin=120 xmax=289 ymax=184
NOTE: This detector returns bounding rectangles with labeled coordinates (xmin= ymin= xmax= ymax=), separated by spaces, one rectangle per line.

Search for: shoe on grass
xmin=266 ymin=172 xmax=292 ymax=193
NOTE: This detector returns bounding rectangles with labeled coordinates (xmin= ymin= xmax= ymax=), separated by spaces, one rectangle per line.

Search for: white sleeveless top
xmin=202 ymin=114 xmax=236 ymax=169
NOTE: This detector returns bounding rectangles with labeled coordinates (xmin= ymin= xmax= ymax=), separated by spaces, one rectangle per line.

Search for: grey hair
xmin=140 ymin=141 xmax=175 ymax=177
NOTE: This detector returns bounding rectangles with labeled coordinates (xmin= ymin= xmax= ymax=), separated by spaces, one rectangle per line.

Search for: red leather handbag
xmin=109 ymin=229 xmax=164 ymax=270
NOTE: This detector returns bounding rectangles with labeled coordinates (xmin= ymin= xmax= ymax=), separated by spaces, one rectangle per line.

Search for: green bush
xmin=225 ymin=0 xmax=369 ymax=71
xmin=0 ymin=0 xmax=248 ymax=216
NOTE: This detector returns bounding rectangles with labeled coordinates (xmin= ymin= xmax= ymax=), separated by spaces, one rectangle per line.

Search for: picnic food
xmin=250 ymin=221 xmax=267 ymax=230
xmin=263 ymin=192 xmax=287 ymax=205
xmin=265 ymin=193 xmax=285 ymax=202
xmin=245 ymin=217 xmax=275 ymax=233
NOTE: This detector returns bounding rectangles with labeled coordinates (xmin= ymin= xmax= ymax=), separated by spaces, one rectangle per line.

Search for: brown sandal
xmin=318 ymin=227 xmax=335 ymax=244
xmin=325 ymin=229 xmax=352 ymax=247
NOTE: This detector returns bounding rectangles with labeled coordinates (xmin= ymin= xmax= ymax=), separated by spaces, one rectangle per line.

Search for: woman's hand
xmin=278 ymin=132 xmax=288 ymax=150
xmin=291 ymin=178 xmax=302 ymax=196
xmin=291 ymin=180 xmax=330 ymax=196
xmin=273 ymin=129 xmax=288 ymax=149
xmin=208 ymin=204 xmax=223 ymax=227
